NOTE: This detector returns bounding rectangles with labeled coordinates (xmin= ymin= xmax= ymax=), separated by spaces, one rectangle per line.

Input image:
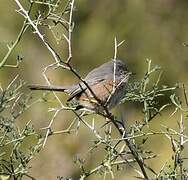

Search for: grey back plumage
xmin=85 ymin=59 xmax=129 ymax=82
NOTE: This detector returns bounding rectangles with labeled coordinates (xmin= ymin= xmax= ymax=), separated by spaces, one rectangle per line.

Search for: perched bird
xmin=28 ymin=59 xmax=131 ymax=112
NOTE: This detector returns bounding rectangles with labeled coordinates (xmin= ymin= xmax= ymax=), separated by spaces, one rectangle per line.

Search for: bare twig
xmin=0 ymin=14 xmax=29 ymax=68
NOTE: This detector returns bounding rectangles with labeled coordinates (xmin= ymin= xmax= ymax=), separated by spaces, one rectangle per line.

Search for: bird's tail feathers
xmin=28 ymin=84 xmax=69 ymax=92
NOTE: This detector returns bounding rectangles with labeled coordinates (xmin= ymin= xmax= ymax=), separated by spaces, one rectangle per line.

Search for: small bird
xmin=28 ymin=59 xmax=131 ymax=112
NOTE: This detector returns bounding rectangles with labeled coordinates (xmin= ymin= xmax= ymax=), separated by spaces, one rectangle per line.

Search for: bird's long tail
xmin=28 ymin=84 xmax=69 ymax=92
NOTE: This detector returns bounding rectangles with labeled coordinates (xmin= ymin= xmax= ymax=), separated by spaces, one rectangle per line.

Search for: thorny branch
xmin=0 ymin=76 xmax=43 ymax=179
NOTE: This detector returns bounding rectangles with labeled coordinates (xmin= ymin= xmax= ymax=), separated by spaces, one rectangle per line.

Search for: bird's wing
xmin=67 ymin=61 xmax=114 ymax=101
xmin=67 ymin=78 xmax=104 ymax=101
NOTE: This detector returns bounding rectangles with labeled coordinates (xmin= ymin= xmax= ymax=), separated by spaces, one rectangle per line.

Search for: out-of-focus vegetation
xmin=0 ymin=0 xmax=188 ymax=179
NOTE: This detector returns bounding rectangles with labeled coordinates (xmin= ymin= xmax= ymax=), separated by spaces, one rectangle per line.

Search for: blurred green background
xmin=0 ymin=0 xmax=188 ymax=179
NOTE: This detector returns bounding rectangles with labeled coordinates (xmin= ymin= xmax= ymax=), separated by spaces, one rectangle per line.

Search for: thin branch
xmin=0 ymin=18 xmax=28 ymax=69
xmin=66 ymin=0 xmax=75 ymax=63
